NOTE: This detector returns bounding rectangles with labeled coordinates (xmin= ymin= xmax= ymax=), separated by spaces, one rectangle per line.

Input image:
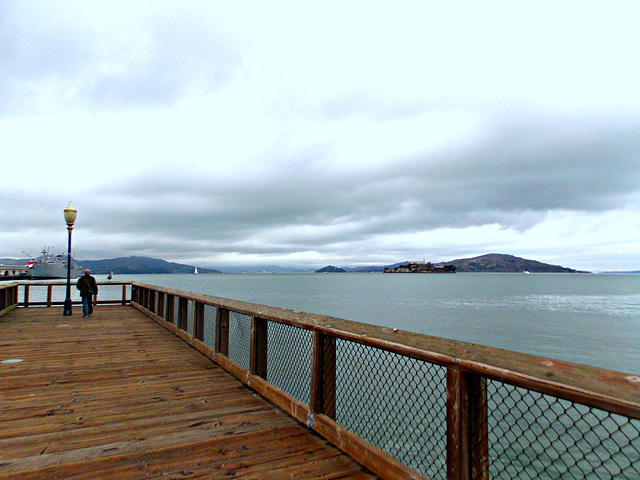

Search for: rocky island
xmin=384 ymin=261 xmax=456 ymax=273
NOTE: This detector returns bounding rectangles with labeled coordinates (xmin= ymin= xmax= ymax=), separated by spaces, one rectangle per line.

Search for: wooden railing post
xmin=149 ymin=290 xmax=156 ymax=314
xmin=157 ymin=293 xmax=165 ymax=320
xmin=194 ymin=301 xmax=205 ymax=341
xmin=215 ymin=308 xmax=230 ymax=356
xmin=23 ymin=284 xmax=29 ymax=307
xmin=469 ymin=376 xmax=489 ymax=480
xmin=310 ymin=330 xmax=336 ymax=419
xmin=140 ymin=287 xmax=147 ymax=308
xmin=122 ymin=284 xmax=127 ymax=305
xmin=250 ymin=316 xmax=268 ymax=378
xmin=178 ymin=297 xmax=188 ymax=331
xmin=47 ymin=285 xmax=53 ymax=307
xmin=166 ymin=294 xmax=175 ymax=323
xmin=446 ymin=368 xmax=489 ymax=480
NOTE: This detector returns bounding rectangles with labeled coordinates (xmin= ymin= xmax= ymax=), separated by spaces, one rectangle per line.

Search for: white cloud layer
xmin=1 ymin=1 xmax=639 ymax=271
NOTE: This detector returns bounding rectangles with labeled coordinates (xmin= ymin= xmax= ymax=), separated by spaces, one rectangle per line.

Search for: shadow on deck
xmin=0 ymin=306 xmax=378 ymax=479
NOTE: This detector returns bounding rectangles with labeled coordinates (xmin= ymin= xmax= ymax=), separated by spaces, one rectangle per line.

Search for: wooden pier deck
xmin=0 ymin=306 xmax=378 ymax=479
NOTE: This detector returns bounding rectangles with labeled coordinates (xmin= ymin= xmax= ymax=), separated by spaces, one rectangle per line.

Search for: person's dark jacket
xmin=77 ymin=275 xmax=98 ymax=297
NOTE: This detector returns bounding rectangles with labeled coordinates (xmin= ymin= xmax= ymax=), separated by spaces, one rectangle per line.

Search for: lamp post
xmin=63 ymin=202 xmax=77 ymax=316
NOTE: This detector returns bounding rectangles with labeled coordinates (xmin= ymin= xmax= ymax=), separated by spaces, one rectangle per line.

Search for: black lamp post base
xmin=63 ymin=299 xmax=73 ymax=316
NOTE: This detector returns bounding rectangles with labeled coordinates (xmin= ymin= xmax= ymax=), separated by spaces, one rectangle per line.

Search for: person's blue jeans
xmin=82 ymin=295 xmax=93 ymax=317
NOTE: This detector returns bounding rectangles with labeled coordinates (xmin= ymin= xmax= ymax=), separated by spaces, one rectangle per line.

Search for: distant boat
xmin=523 ymin=270 xmax=531 ymax=274
xmin=24 ymin=247 xmax=83 ymax=279
xmin=107 ymin=271 xmax=113 ymax=281
xmin=194 ymin=267 xmax=199 ymax=275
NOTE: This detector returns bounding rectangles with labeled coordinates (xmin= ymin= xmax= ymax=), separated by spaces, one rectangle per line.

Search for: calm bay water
xmin=113 ymin=272 xmax=640 ymax=374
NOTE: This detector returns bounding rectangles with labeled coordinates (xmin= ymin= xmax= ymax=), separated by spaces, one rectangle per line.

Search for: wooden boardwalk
xmin=0 ymin=306 xmax=379 ymax=479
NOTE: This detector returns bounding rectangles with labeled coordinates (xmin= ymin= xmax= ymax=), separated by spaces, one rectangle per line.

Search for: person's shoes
xmin=82 ymin=315 xmax=88 ymax=318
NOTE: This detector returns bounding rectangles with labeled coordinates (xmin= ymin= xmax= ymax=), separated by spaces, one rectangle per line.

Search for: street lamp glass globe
xmin=64 ymin=202 xmax=77 ymax=226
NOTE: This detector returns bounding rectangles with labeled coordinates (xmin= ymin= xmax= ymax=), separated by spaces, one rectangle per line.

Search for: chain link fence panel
xmin=335 ymin=339 xmax=448 ymax=480
xmin=228 ymin=310 xmax=251 ymax=370
xmin=266 ymin=321 xmax=312 ymax=404
xmin=480 ymin=380 xmax=640 ymax=479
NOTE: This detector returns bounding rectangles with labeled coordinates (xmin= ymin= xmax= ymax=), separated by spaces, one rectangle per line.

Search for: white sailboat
xmin=194 ymin=266 xmax=199 ymax=275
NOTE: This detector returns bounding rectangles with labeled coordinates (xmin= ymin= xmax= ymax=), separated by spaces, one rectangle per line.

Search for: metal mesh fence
xmin=186 ymin=299 xmax=194 ymax=336
xmin=228 ymin=310 xmax=251 ymax=370
xmin=335 ymin=339 xmax=448 ymax=480
xmin=480 ymin=380 xmax=640 ymax=479
xmin=203 ymin=304 xmax=217 ymax=348
xmin=266 ymin=321 xmax=312 ymax=404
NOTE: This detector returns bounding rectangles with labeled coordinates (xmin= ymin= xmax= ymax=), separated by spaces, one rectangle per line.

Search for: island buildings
xmin=383 ymin=261 xmax=456 ymax=273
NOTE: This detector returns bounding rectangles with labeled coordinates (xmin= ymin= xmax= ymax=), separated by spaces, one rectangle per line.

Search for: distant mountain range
xmin=0 ymin=253 xmax=591 ymax=275
xmin=80 ymin=256 xmax=222 ymax=275
xmin=320 ymin=254 xmax=585 ymax=273
xmin=0 ymin=255 xmax=221 ymax=275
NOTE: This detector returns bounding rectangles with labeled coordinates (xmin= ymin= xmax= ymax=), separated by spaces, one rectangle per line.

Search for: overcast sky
xmin=1 ymin=1 xmax=639 ymax=271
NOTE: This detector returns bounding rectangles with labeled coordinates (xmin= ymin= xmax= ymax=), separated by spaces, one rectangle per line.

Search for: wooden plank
xmin=0 ymin=306 xmax=378 ymax=480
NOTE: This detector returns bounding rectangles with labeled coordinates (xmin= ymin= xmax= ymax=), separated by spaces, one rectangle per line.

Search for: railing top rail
xmin=0 ymin=282 xmax=19 ymax=289
xmin=131 ymin=281 xmax=640 ymax=419
xmin=14 ymin=280 xmax=131 ymax=286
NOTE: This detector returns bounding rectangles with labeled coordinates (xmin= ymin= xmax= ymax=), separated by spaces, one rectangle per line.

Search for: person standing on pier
xmin=76 ymin=269 xmax=98 ymax=317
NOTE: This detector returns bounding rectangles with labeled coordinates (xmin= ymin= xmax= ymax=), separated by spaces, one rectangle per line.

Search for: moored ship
xmin=25 ymin=248 xmax=83 ymax=279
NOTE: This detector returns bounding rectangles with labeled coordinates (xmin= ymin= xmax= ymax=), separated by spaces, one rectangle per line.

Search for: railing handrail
xmin=129 ymin=281 xmax=640 ymax=421
xmin=13 ymin=280 xmax=131 ymax=286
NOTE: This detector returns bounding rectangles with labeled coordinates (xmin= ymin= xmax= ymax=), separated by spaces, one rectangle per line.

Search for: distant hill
xmin=80 ymin=256 xmax=221 ymax=275
xmin=315 ymin=265 xmax=347 ymax=273
xmin=440 ymin=253 xmax=584 ymax=273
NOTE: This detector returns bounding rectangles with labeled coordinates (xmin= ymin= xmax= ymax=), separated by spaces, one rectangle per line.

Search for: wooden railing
xmin=7 ymin=280 xmax=640 ymax=480
xmin=129 ymin=282 xmax=640 ymax=480
xmin=0 ymin=282 xmax=19 ymax=317
xmin=11 ymin=281 xmax=131 ymax=307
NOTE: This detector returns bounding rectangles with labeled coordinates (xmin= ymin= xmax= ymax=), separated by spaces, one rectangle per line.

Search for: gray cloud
xmin=1 ymin=2 xmax=640 ymax=271
xmin=53 ymin=110 xmax=635 ymax=264
xmin=0 ymin=3 xmax=240 ymax=115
